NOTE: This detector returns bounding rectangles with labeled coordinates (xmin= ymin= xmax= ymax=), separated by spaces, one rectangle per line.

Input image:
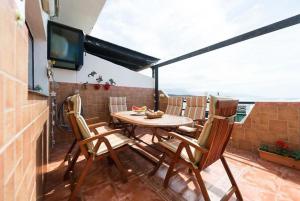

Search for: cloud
xmin=92 ymin=0 xmax=300 ymax=100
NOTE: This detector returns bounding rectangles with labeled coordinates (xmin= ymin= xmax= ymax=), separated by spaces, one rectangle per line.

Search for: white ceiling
xmin=53 ymin=0 xmax=106 ymax=33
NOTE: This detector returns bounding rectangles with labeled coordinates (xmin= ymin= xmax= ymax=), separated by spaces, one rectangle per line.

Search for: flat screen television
xmin=47 ymin=21 xmax=84 ymax=71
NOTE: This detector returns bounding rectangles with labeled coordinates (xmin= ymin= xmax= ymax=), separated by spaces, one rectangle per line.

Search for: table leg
xmin=151 ymin=128 xmax=156 ymax=143
xmin=151 ymin=127 xmax=162 ymax=143
xmin=128 ymin=125 xmax=137 ymax=138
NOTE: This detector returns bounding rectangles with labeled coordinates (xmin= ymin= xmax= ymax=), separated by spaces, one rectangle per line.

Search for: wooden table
xmin=113 ymin=111 xmax=192 ymax=126
xmin=112 ymin=111 xmax=193 ymax=162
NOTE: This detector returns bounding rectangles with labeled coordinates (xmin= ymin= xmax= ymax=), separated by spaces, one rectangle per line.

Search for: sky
xmin=91 ymin=0 xmax=300 ymax=100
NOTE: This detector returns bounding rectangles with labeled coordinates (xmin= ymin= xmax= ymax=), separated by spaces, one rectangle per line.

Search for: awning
xmin=84 ymin=35 xmax=160 ymax=71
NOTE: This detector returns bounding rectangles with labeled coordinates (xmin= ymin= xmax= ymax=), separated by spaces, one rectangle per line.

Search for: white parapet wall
xmin=52 ymin=53 xmax=154 ymax=88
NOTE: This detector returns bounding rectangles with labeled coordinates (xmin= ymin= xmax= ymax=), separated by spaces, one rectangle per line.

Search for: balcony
xmin=1 ymin=0 xmax=300 ymax=201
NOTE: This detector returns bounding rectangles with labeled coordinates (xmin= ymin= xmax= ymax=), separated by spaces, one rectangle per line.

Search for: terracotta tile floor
xmin=44 ymin=128 xmax=300 ymax=201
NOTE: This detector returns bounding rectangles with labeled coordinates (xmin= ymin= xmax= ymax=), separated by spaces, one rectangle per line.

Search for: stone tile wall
xmin=0 ymin=1 xmax=49 ymax=200
xmin=230 ymin=102 xmax=300 ymax=152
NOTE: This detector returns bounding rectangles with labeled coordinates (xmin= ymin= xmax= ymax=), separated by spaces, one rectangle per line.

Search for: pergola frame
xmin=151 ymin=14 xmax=300 ymax=111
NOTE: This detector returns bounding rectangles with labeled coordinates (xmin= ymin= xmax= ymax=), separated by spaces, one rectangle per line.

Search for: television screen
xmin=47 ymin=21 xmax=84 ymax=70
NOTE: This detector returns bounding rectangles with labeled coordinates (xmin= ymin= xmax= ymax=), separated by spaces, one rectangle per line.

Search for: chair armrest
xmin=85 ymin=117 xmax=102 ymax=125
xmin=163 ymin=132 xmax=208 ymax=153
xmin=194 ymin=119 xmax=206 ymax=125
xmin=88 ymin=122 xmax=109 ymax=129
xmin=79 ymin=129 xmax=123 ymax=145
xmin=194 ymin=124 xmax=204 ymax=129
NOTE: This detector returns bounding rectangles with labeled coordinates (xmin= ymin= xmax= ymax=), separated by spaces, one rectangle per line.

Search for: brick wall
xmin=0 ymin=1 xmax=49 ymax=200
xmin=230 ymin=102 xmax=300 ymax=152
xmin=53 ymin=82 xmax=154 ymax=122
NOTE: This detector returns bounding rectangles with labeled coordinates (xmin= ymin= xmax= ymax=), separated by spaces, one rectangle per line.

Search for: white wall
xmin=53 ymin=53 xmax=154 ymax=88
xmin=33 ymin=39 xmax=49 ymax=94
xmin=26 ymin=0 xmax=50 ymax=95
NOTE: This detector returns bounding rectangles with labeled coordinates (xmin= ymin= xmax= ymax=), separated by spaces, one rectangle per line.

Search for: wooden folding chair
xmin=62 ymin=97 xmax=112 ymax=164
xmin=150 ymin=96 xmax=243 ymax=201
xmin=165 ymin=96 xmax=183 ymax=116
xmin=109 ymin=97 xmax=128 ymax=127
xmin=66 ymin=94 xmax=132 ymax=201
xmin=158 ymin=96 xmax=184 ymax=135
xmin=177 ymin=96 xmax=207 ymax=138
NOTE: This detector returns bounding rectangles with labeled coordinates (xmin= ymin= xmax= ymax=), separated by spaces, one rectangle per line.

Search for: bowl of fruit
xmin=145 ymin=110 xmax=164 ymax=119
xmin=132 ymin=106 xmax=147 ymax=115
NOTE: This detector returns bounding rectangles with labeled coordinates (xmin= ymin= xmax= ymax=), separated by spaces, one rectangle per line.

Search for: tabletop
xmin=112 ymin=111 xmax=193 ymax=127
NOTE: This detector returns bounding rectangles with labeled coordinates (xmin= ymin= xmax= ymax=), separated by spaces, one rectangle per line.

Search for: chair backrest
xmin=165 ymin=96 xmax=183 ymax=116
xmin=66 ymin=94 xmax=95 ymax=157
xmin=197 ymin=98 xmax=238 ymax=170
xmin=109 ymin=97 xmax=127 ymax=114
xmin=184 ymin=96 xmax=207 ymax=120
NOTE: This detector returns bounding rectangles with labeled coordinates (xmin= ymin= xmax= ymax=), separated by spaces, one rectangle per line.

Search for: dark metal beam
xmin=152 ymin=14 xmax=300 ymax=69
xmin=153 ymin=67 xmax=159 ymax=111
xmin=152 ymin=67 xmax=155 ymax=78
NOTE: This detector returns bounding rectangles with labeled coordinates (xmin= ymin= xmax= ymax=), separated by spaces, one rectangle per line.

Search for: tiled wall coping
xmin=54 ymin=81 xmax=155 ymax=90
xmin=28 ymin=89 xmax=49 ymax=98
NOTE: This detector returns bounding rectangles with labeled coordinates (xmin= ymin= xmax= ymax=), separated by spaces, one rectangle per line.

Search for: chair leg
xmin=104 ymin=141 xmax=128 ymax=182
xmin=193 ymin=169 xmax=211 ymax=201
xmin=69 ymin=156 xmax=93 ymax=201
xmin=64 ymin=148 xmax=81 ymax=180
xmin=107 ymin=156 xmax=114 ymax=166
xmin=64 ymin=139 xmax=77 ymax=162
xmin=110 ymin=153 xmax=127 ymax=182
xmin=221 ymin=156 xmax=243 ymax=201
xmin=149 ymin=153 xmax=166 ymax=176
xmin=163 ymin=158 xmax=176 ymax=188
xmin=163 ymin=144 xmax=184 ymax=188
